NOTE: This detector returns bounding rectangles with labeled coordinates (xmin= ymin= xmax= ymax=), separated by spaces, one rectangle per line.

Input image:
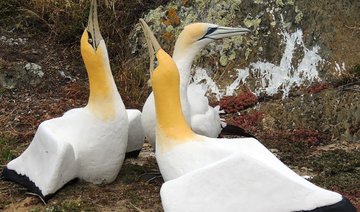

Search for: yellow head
xmin=140 ymin=19 xmax=196 ymax=150
xmin=173 ymin=22 xmax=250 ymax=59
xmin=80 ymin=0 xmax=116 ymax=120
xmin=151 ymin=49 xmax=181 ymax=110
xmin=81 ymin=0 xmax=104 ymax=65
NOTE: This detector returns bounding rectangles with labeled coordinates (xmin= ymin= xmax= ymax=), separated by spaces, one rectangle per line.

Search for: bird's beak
xmin=201 ymin=26 xmax=251 ymax=40
xmin=87 ymin=0 xmax=103 ymax=50
xmin=139 ymin=19 xmax=162 ymax=76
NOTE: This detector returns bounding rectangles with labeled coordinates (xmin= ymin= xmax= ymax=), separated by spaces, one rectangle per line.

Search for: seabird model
xmin=141 ymin=22 xmax=253 ymax=150
xmin=2 ymin=0 xmax=129 ymax=200
xmin=125 ymin=109 xmax=145 ymax=158
xmin=140 ymin=19 xmax=356 ymax=212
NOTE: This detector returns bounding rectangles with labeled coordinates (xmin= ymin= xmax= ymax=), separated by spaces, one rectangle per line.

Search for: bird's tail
xmin=220 ymin=124 xmax=256 ymax=138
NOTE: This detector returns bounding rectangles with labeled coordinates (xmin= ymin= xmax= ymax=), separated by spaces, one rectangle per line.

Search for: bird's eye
xmin=154 ymin=59 xmax=158 ymax=67
xmin=199 ymin=27 xmax=218 ymax=41
xmin=87 ymin=31 xmax=94 ymax=46
xmin=206 ymin=27 xmax=218 ymax=36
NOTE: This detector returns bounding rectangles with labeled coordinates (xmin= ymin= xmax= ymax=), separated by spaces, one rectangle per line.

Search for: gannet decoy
xmin=140 ymin=19 xmax=356 ymax=212
xmin=141 ymin=22 xmax=253 ymax=150
xmin=125 ymin=109 xmax=144 ymax=158
xmin=2 ymin=0 xmax=128 ymax=201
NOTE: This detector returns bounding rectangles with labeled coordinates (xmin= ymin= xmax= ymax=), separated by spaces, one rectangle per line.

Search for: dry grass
xmin=0 ymin=0 xmax=170 ymax=110
xmin=8 ymin=0 xmax=169 ymax=53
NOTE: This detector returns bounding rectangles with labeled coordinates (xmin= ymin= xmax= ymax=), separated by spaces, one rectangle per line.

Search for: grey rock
xmin=0 ymin=62 xmax=45 ymax=89
xmin=24 ymin=63 xmax=44 ymax=86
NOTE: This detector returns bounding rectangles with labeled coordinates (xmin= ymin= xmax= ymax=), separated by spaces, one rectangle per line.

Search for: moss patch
xmin=309 ymin=149 xmax=360 ymax=204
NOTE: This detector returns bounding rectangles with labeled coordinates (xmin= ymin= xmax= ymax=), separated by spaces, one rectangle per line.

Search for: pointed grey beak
xmin=139 ymin=18 xmax=162 ymax=75
xmin=200 ymin=26 xmax=251 ymax=41
xmin=87 ymin=0 xmax=103 ymax=49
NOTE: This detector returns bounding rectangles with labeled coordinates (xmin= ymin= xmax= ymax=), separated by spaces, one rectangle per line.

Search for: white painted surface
xmin=191 ymin=68 xmax=222 ymax=100
xmin=225 ymin=68 xmax=249 ymax=96
xmin=141 ymin=92 xmax=157 ymax=148
xmin=161 ymin=152 xmax=341 ymax=212
xmin=251 ymin=29 xmax=322 ymax=98
xmin=188 ymin=84 xmax=225 ymax=137
xmin=6 ymin=34 xmax=129 ymax=197
xmin=7 ymin=102 xmax=128 ymax=196
xmin=157 ymin=137 xmax=342 ymax=211
xmin=126 ymin=109 xmax=145 ymax=152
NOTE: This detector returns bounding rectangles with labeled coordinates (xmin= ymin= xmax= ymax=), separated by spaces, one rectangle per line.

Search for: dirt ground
xmin=0 ymin=16 xmax=359 ymax=212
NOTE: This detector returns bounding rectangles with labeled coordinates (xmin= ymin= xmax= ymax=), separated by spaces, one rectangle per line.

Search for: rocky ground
xmin=0 ymin=0 xmax=359 ymax=211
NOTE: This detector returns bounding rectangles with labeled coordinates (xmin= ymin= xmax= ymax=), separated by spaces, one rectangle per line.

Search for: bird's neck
xmin=173 ymin=44 xmax=201 ymax=121
xmin=173 ymin=44 xmax=200 ymax=85
xmin=83 ymin=47 xmax=120 ymax=120
xmin=152 ymin=64 xmax=196 ymax=151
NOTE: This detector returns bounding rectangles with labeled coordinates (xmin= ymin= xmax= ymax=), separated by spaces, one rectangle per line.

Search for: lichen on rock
xmin=131 ymin=0 xmax=251 ymax=66
xmin=131 ymin=0 xmax=360 ymax=142
xmin=131 ymin=0 xmax=319 ymax=95
xmin=0 ymin=62 xmax=45 ymax=89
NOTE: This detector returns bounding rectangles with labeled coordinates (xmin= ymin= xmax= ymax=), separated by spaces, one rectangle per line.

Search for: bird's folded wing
xmin=5 ymin=121 xmax=77 ymax=198
xmin=160 ymin=153 xmax=341 ymax=212
xmin=188 ymin=84 xmax=223 ymax=137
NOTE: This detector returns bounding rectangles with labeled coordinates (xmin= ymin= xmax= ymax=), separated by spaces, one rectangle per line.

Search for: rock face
xmin=0 ymin=62 xmax=44 ymax=89
xmin=259 ymin=88 xmax=360 ymax=142
xmin=131 ymin=0 xmax=360 ymax=142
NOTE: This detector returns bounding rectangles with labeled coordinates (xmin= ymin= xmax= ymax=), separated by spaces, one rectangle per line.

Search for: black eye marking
xmin=206 ymin=27 xmax=218 ymax=36
xmin=198 ymin=27 xmax=218 ymax=41
xmin=87 ymin=31 xmax=94 ymax=46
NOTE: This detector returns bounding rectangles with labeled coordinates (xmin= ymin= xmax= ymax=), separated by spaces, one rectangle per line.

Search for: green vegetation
xmin=350 ymin=64 xmax=360 ymax=77
xmin=310 ymin=150 xmax=360 ymax=194
xmin=310 ymin=149 xmax=360 ymax=175
xmin=0 ymin=136 xmax=16 ymax=166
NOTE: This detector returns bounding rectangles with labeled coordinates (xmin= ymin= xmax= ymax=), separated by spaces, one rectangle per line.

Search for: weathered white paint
xmin=251 ymin=29 xmax=322 ymax=98
xmin=158 ymin=136 xmax=342 ymax=212
xmin=126 ymin=109 xmax=145 ymax=152
xmin=7 ymin=97 xmax=128 ymax=197
xmin=191 ymin=29 xmax=324 ymax=98
xmin=191 ymin=68 xmax=222 ymax=100
xmin=225 ymin=68 xmax=249 ymax=96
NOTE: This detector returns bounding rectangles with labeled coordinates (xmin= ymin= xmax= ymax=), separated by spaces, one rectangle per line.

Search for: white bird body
xmin=141 ymin=92 xmax=157 ymax=146
xmin=157 ymin=136 xmax=342 ymax=212
xmin=141 ymin=23 xmax=250 ymax=148
xmin=160 ymin=145 xmax=342 ymax=212
xmin=187 ymin=84 xmax=224 ymax=137
xmin=7 ymin=102 xmax=128 ymax=196
xmin=139 ymin=20 xmax=355 ymax=212
xmin=126 ymin=109 xmax=144 ymax=153
xmin=3 ymin=0 xmax=129 ymax=199
xmin=150 ymin=51 xmax=344 ymax=211
xmin=156 ymin=136 xmax=281 ymax=181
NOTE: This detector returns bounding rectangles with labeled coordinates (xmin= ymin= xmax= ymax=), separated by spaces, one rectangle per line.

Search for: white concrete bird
xmin=125 ymin=109 xmax=144 ymax=158
xmin=141 ymin=22 xmax=252 ymax=150
xmin=140 ymin=19 xmax=356 ymax=212
xmin=2 ymin=0 xmax=129 ymax=200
